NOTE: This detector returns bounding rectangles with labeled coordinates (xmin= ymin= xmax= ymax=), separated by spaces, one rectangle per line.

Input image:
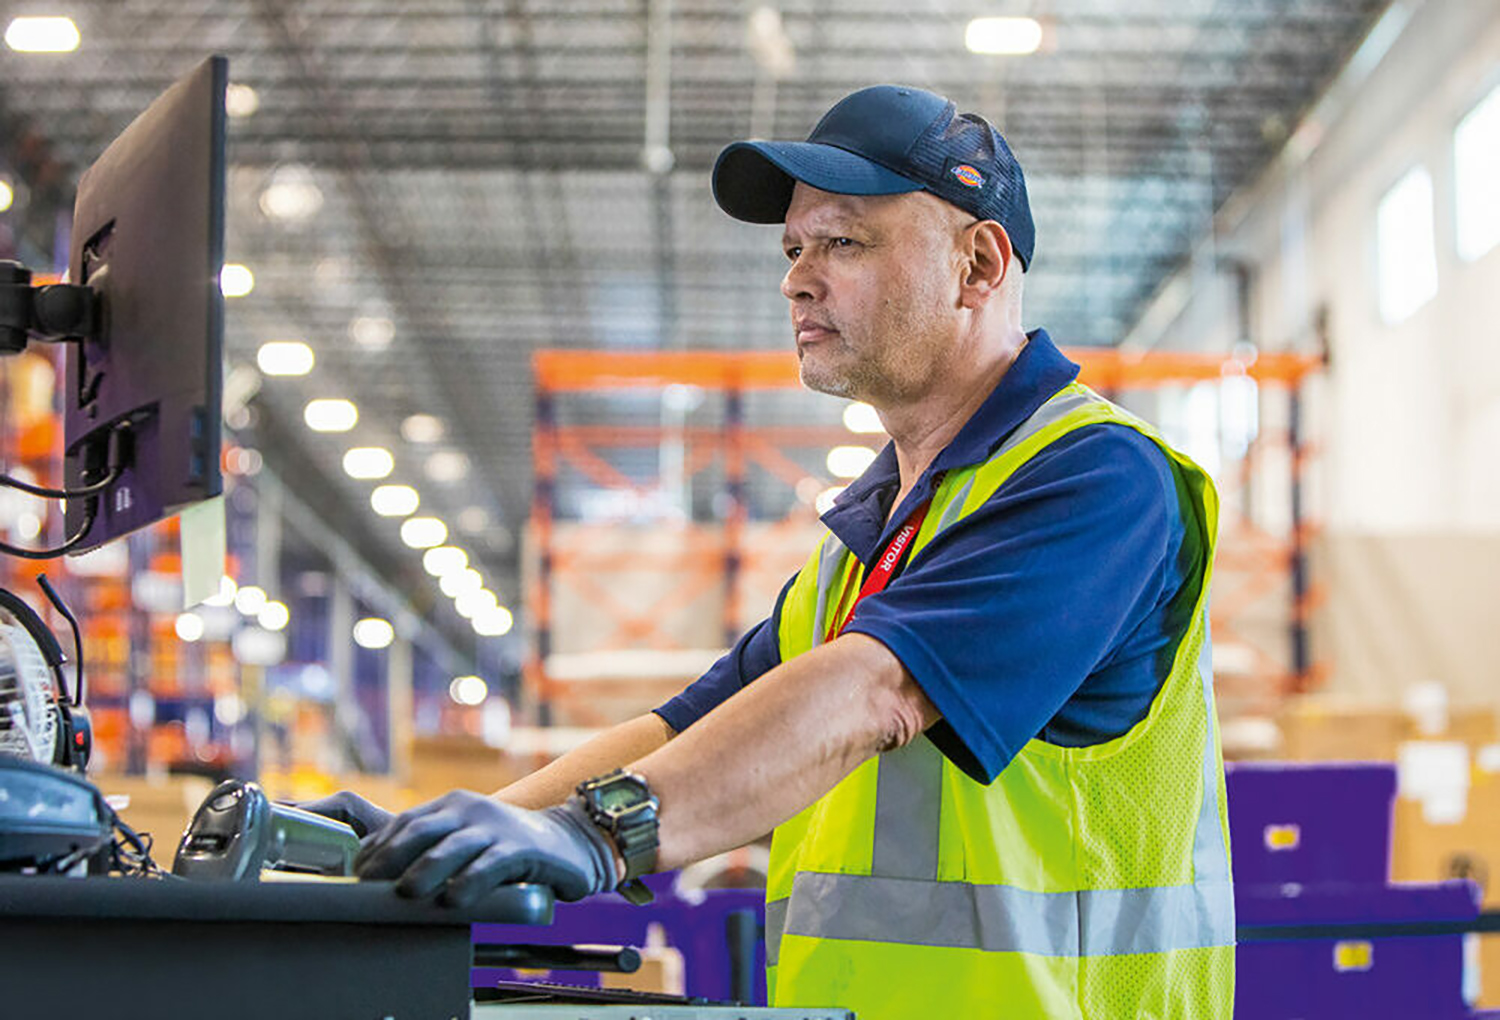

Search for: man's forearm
xmin=494 ymin=712 xmax=675 ymax=809
xmin=629 ymin=633 xmax=937 ymax=871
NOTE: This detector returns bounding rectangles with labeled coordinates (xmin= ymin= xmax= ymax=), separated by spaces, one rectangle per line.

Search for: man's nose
xmin=781 ymin=257 xmax=822 ymax=302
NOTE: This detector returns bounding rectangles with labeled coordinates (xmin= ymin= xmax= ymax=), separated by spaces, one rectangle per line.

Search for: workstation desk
xmin=0 ymin=876 xmax=854 ymax=1019
xmin=0 ymin=874 xmax=553 ymax=1019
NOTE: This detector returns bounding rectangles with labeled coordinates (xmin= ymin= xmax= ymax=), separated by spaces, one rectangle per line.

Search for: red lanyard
xmin=827 ymin=497 xmax=933 ymax=643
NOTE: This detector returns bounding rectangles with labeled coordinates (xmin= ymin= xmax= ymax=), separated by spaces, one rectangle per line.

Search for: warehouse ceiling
xmin=0 ymin=0 xmax=1390 ymax=646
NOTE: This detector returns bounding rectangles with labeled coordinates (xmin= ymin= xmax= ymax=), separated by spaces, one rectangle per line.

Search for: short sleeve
xmin=653 ymin=575 xmax=793 ymax=733
xmin=842 ymin=424 xmax=1177 ymax=783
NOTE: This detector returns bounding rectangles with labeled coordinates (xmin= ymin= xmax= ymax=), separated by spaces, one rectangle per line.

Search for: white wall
xmin=1123 ymin=0 xmax=1500 ymax=702
xmin=1134 ymin=0 xmax=1500 ymax=534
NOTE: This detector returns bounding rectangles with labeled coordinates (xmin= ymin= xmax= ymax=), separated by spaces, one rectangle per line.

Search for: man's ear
xmin=958 ymin=221 xmax=1014 ymax=309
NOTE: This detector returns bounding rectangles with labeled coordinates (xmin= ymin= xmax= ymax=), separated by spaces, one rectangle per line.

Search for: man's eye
xmin=832 ymin=237 xmax=855 ymax=248
xmin=785 ymin=246 xmax=802 ymax=261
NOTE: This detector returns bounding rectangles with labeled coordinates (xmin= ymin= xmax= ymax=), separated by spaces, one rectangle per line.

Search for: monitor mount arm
xmin=0 ymin=260 xmax=100 ymax=354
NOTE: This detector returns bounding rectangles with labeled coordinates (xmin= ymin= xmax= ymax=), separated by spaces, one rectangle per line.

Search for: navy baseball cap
xmin=712 ymin=85 xmax=1035 ymax=269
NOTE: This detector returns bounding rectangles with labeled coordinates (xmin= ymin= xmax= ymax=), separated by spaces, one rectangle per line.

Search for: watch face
xmin=596 ymin=781 xmax=643 ymax=814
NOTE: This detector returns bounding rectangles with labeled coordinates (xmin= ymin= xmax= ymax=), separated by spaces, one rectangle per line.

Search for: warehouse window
xmin=1375 ymin=165 xmax=1438 ymax=325
xmin=1455 ymin=82 xmax=1500 ymax=262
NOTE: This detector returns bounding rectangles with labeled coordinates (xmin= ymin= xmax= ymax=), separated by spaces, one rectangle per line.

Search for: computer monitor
xmin=61 ymin=55 xmax=226 ymax=553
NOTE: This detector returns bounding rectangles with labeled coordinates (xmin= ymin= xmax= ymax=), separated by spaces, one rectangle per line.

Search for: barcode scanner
xmin=172 ymin=779 xmax=360 ymax=881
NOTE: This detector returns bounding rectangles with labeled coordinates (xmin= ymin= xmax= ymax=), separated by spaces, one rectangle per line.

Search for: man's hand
xmin=354 ymin=790 xmax=619 ymax=907
xmin=294 ymin=790 xmax=393 ymax=838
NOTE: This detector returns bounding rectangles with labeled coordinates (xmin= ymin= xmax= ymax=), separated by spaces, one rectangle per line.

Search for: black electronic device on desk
xmin=0 ymin=757 xmax=111 ymax=871
xmin=173 ymin=779 xmax=360 ymax=880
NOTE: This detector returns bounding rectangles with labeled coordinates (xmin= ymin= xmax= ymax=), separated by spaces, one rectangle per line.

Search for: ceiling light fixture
xmin=225 ymin=82 xmax=259 ymax=118
xmin=259 ymin=165 xmax=323 ymax=221
xmin=455 ymin=588 xmax=499 ymax=620
xmin=400 ymin=516 xmax=448 ymax=549
xmin=400 ymin=414 xmax=444 ymax=444
xmin=439 ymin=568 xmax=483 ymax=599
xmin=826 ymin=445 xmax=877 ymax=479
xmin=449 ymin=675 xmax=488 ymax=706
xmin=424 ymin=450 xmax=469 ymax=483
xmin=220 ymin=263 xmax=255 ymax=298
xmin=370 ymin=484 xmax=419 ymax=516
xmin=175 ymin=612 xmax=205 ymax=643
xmin=258 ymin=601 xmax=290 ymax=631
xmin=350 ymin=315 xmax=395 ymax=351
xmin=233 ymin=585 xmax=267 ymax=616
xmin=352 ymin=617 xmax=394 ymax=650
xmin=965 ymin=16 xmax=1043 ymax=56
xmin=422 ymin=546 xmax=468 ymax=577
xmin=472 ymin=606 xmax=514 ymax=637
xmin=343 ymin=447 xmax=395 ymax=480
xmin=257 ymin=340 xmax=313 ymax=376
xmin=842 ymin=402 xmax=884 ymax=434
xmin=303 ymin=398 xmax=358 ymax=432
xmin=5 ymin=16 xmax=80 ymax=53
xmin=0 ymin=179 xmax=13 ymax=213
xmin=457 ymin=506 xmax=490 ymax=534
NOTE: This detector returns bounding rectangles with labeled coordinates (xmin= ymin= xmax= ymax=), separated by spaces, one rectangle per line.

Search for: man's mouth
xmin=795 ymin=323 xmax=839 ymax=346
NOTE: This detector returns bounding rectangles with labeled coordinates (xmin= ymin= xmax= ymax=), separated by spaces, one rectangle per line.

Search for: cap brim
xmin=712 ymin=141 xmax=924 ymax=223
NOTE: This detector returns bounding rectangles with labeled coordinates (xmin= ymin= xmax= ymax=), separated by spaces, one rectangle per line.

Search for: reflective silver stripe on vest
xmin=766 ymin=896 xmax=790 ymax=965
xmin=1190 ymin=611 xmax=1236 ymax=933
xmin=809 ymin=534 xmax=850 ymax=650
xmin=871 ymin=737 xmax=943 ymax=881
xmin=773 ymin=871 xmax=1233 ymax=959
xmin=929 ymin=473 xmax=975 ymax=535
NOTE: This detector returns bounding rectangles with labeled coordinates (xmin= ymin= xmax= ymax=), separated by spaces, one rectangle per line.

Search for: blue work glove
xmin=293 ymin=791 xmax=394 ymax=839
xmin=354 ymin=790 xmax=619 ymax=907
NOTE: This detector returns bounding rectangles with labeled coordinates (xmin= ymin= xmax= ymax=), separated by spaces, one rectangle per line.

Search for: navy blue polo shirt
xmin=655 ymin=330 xmax=1205 ymax=784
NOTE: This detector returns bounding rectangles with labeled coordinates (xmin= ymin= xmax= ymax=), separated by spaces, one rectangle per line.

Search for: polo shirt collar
xmin=821 ymin=328 xmax=1081 ymax=564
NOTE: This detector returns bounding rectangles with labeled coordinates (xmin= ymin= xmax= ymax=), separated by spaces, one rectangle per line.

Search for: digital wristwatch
xmin=575 ymin=769 xmax=659 ymax=906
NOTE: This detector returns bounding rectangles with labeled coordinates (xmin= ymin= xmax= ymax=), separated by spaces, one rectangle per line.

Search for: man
xmin=316 ymin=85 xmax=1235 ymax=1019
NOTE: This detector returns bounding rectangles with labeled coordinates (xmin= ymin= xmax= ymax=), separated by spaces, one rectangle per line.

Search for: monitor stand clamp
xmin=0 ymin=259 xmax=99 ymax=354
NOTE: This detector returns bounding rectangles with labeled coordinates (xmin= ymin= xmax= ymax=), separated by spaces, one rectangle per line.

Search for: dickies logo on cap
xmin=950 ymin=163 xmax=984 ymax=188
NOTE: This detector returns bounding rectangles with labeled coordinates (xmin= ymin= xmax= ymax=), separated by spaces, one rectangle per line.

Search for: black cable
xmin=35 ymin=573 xmax=84 ymax=705
xmin=0 ymin=466 xmax=118 ymax=499
xmin=107 ymin=807 xmax=178 ymax=880
xmin=0 ymin=499 xmax=97 ymax=559
xmin=0 ymin=419 xmax=130 ymax=501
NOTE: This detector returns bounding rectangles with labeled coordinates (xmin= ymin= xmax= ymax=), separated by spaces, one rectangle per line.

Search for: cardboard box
xmin=1278 ymin=704 xmax=1406 ymax=761
xmin=411 ymin=734 xmax=527 ymax=803
xmin=1276 ymin=702 xmax=1498 ymax=763
xmin=1391 ymin=771 xmax=1500 ymax=1007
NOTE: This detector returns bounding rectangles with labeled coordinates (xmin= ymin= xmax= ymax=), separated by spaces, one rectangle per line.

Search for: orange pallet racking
xmin=527 ymin=347 xmax=1325 ymax=734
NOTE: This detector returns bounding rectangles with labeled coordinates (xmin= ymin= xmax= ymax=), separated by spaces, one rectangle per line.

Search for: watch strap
xmin=617 ymin=878 xmax=653 ymax=906
xmin=575 ymin=770 xmax=660 ymax=904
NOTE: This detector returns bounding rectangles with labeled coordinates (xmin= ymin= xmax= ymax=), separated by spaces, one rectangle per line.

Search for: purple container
xmin=1236 ymin=881 xmax=1479 ymax=1020
xmin=1227 ymin=762 xmax=1397 ymax=887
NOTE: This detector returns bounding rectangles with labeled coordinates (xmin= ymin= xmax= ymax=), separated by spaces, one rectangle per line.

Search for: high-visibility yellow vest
xmin=767 ymin=381 xmax=1235 ymax=1019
